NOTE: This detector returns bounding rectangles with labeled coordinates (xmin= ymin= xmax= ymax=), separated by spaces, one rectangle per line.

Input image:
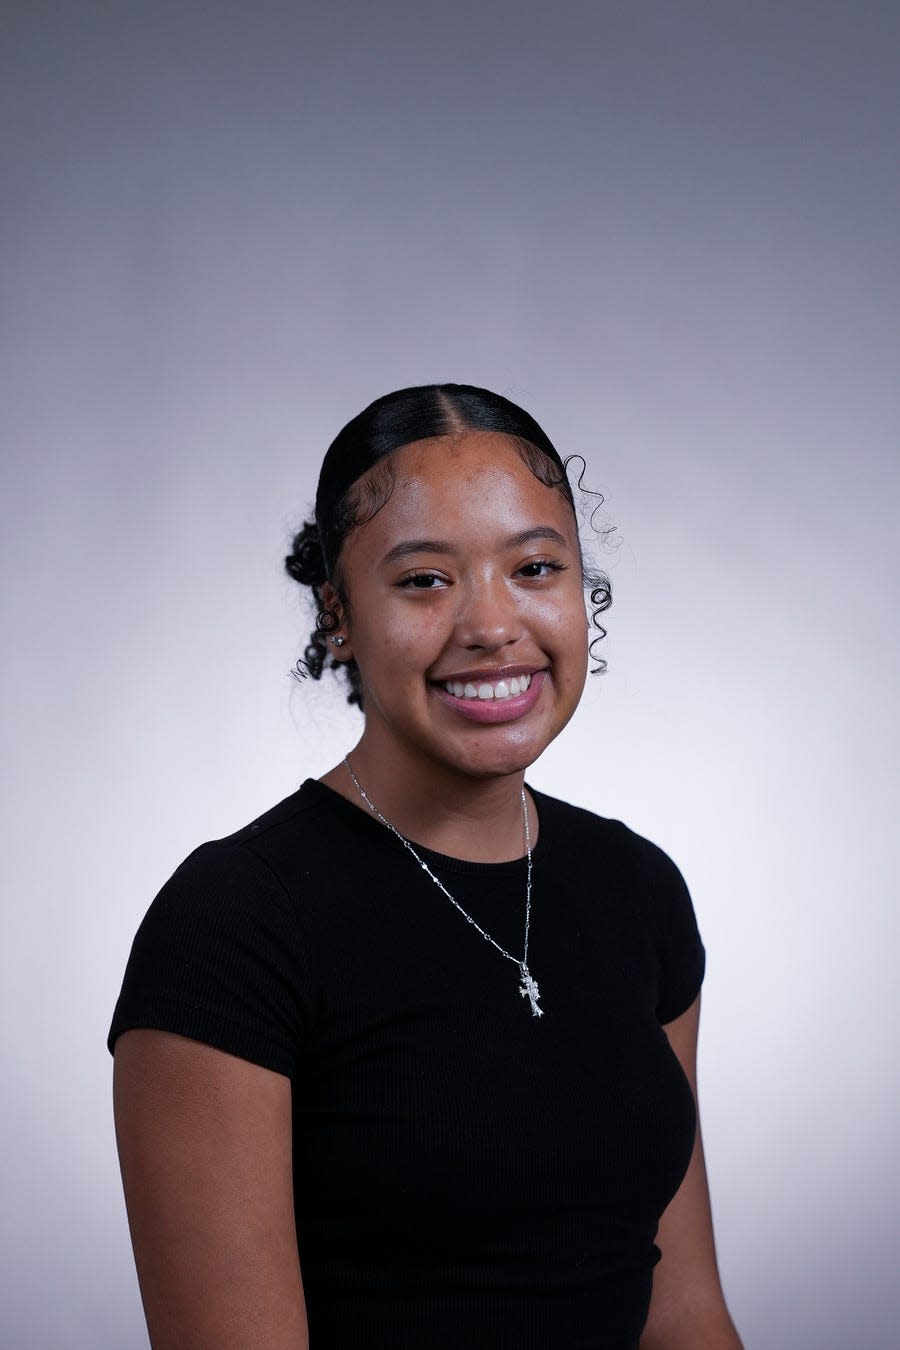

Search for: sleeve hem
xmin=107 ymin=993 xmax=296 ymax=1079
xmin=657 ymin=946 xmax=706 ymax=1025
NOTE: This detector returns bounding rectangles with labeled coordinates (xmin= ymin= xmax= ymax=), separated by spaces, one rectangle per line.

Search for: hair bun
xmin=285 ymin=521 xmax=327 ymax=588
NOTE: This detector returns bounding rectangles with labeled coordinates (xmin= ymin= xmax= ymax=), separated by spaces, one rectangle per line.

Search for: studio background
xmin=2 ymin=2 xmax=897 ymax=1347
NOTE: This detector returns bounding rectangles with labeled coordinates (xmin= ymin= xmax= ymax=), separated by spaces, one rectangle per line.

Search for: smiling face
xmin=326 ymin=431 xmax=589 ymax=785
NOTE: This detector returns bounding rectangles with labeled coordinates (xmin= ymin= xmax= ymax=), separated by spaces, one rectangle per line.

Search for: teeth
xmin=444 ymin=673 xmax=532 ymax=701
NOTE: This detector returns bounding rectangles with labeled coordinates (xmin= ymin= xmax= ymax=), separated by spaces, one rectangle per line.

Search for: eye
xmin=398 ymin=570 xmax=447 ymax=589
xmin=517 ymin=559 xmax=567 ymax=579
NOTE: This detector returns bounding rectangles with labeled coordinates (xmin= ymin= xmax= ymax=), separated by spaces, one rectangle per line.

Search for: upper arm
xmin=113 ymin=1028 xmax=308 ymax=1350
xmin=640 ymin=994 xmax=743 ymax=1349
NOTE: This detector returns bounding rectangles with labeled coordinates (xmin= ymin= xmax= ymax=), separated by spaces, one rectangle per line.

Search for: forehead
xmin=377 ymin=431 xmax=565 ymax=520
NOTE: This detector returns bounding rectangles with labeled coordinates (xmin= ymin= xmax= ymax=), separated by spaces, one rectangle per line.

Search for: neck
xmin=321 ymin=743 xmax=535 ymax=863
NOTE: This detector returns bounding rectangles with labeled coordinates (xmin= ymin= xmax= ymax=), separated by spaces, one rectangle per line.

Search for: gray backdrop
xmin=3 ymin=2 xmax=898 ymax=1346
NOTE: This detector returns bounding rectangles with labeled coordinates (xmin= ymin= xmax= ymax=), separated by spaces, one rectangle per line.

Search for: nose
xmin=455 ymin=574 xmax=524 ymax=652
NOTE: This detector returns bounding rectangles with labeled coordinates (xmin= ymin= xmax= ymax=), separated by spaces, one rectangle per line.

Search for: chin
xmin=455 ymin=756 xmax=535 ymax=782
xmin=445 ymin=734 xmax=548 ymax=781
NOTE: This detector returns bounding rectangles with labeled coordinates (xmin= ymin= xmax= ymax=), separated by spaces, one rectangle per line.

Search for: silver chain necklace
xmin=343 ymin=756 xmax=544 ymax=1017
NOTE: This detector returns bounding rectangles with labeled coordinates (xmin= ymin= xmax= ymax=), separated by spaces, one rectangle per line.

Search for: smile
xmin=433 ymin=670 xmax=546 ymax=724
xmin=442 ymin=673 xmax=533 ymax=702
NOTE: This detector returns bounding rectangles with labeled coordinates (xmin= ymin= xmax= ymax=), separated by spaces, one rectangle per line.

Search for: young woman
xmin=110 ymin=384 xmax=742 ymax=1349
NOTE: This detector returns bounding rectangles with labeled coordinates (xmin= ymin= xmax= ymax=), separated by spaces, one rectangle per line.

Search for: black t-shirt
xmin=109 ymin=780 xmax=705 ymax=1350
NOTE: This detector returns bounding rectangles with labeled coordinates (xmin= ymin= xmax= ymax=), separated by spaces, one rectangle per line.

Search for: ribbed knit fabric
xmin=109 ymin=780 xmax=705 ymax=1349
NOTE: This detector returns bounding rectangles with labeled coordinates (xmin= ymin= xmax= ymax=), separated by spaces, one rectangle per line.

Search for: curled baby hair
xmin=284 ymin=518 xmax=347 ymax=693
xmin=564 ymin=453 xmax=616 ymax=676
xmin=285 ymin=383 xmax=614 ymax=708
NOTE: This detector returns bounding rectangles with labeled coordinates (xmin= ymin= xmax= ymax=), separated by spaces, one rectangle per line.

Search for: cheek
xmin=528 ymin=587 xmax=588 ymax=647
xmin=355 ymin=604 xmax=448 ymax=678
xmin=536 ymin=596 xmax=591 ymax=702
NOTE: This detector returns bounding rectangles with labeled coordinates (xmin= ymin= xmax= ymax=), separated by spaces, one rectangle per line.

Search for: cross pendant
xmin=518 ymin=964 xmax=544 ymax=1018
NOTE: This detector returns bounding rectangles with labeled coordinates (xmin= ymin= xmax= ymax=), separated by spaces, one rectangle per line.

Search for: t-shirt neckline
xmin=299 ymin=777 xmax=547 ymax=877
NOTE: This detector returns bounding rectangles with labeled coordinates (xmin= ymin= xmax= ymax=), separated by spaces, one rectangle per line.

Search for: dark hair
xmin=285 ymin=383 xmax=612 ymax=707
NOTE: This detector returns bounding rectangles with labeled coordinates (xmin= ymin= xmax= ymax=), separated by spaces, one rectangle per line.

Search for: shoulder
xmin=530 ymin=787 xmax=704 ymax=991
xmin=530 ymin=785 xmax=687 ymax=882
xmin=108 ymin=783 xmax=339 ymax=1071
xmin=120 ymin=777 xmax=375 ymax=980
xmin=165 ymin=778 xmax=351 ymax=899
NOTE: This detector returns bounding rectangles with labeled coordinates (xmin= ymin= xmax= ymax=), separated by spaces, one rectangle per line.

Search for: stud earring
xmin=331 ymin=635 xmax=346 ymax=647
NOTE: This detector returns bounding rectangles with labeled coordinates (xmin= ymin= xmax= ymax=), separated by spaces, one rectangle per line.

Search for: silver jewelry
xmin=343 ymin=756 xmax=543 ymax=1017
xmin=331 ymin=635 xmax=346 ymax=646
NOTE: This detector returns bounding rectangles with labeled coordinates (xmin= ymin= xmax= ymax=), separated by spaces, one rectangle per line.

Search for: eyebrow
xmin=379 ymin=526 xmax=570 ymax=568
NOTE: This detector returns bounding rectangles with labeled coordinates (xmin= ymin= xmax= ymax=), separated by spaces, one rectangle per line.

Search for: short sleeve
xmin=638 ymin=838 xmax=706 ymax=1024
xmin=107 ymin=839 xmax=312 ymax=1077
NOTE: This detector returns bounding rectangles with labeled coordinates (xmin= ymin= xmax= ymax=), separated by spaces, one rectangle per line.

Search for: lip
xmin=431 ymin=664 xmax=544 ymax=685
xmin=431 ymin=669 xmax=548 ymax=724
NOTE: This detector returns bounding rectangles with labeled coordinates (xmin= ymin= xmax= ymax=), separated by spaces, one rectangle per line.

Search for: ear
xmin=319 ymin=581 xmax=353 ymax=660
